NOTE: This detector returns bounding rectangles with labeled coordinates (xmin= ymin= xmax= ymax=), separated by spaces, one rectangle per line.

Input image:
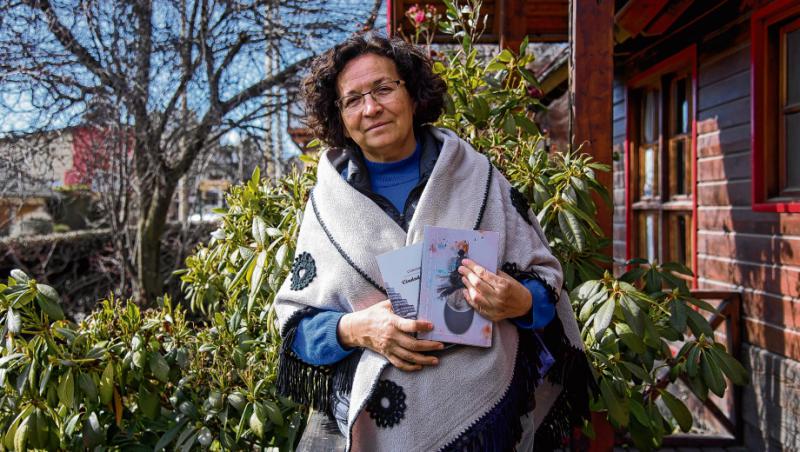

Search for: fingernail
xmin=432 ymin=358 xmax=439 ymax=365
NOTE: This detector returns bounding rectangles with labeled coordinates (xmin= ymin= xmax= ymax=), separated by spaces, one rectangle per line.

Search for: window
xmin=626 ymin=46 xmax=697 ymax=275
xmin=752 ymin=0 xmax=800 ymax=212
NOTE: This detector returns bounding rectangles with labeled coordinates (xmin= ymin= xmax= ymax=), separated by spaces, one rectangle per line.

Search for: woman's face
xmin=336 ymin=53 xmax=416 ymax=162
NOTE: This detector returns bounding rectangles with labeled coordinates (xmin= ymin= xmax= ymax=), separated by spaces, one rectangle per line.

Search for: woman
xmin=275 ymin=34 xmax=591 ymax=451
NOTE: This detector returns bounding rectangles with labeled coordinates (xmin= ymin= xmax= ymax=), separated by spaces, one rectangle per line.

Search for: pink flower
xmin=527 ymin=86 xmax=543 ymax=99
xmin=415 ymin=10 xmax=425 ymax=24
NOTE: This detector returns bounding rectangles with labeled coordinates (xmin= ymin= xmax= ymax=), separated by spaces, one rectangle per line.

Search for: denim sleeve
xmin=291 ymin=310 xmax=355 ymax=366
xmin=510 ymin=278 xmax=557 ymax=330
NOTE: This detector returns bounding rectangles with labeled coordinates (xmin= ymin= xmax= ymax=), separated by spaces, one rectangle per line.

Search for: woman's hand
xmin=458 ymin=259 xmax=532 ymax=322
xmin=338 ymin=300 xmax=445 ymax=372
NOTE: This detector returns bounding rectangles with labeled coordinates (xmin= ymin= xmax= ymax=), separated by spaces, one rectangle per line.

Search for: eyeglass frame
xmin=335 ymin=80 xmax=406 ymax=113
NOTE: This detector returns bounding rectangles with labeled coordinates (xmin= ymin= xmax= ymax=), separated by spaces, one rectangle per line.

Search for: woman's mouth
xmin=366 ymin=122 xmax=389 ymax=132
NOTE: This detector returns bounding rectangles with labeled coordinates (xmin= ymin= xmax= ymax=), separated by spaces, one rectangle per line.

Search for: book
xmin=417 ymin=226 xmax=499 ymax=347
xmin=376 ymin=243 xmax=423 ymax=320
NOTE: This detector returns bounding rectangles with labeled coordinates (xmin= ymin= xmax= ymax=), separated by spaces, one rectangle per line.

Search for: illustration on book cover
xmin=418 ymin=226 xmax=499 ymax=347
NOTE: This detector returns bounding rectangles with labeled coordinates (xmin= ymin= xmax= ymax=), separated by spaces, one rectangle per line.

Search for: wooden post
xmin=570 ymin=0 xmax=614 ymax=247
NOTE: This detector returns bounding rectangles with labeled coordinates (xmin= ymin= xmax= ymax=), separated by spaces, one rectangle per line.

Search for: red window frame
xmin=625 ymin=45 xmax=698 ymax=286
xmin=751 ymin=0 xmax=800 ymax=213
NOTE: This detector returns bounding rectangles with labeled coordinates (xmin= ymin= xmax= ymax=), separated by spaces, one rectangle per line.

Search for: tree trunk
xmin=136 ymin=174 xmax=177 ymax=303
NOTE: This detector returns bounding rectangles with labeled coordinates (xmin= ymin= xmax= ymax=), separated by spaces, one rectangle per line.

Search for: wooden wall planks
xmin=614 ymin=18 xmax=800 ymax=360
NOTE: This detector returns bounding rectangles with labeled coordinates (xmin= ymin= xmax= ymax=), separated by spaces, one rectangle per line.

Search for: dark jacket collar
xmin=334 ymin=125 xmax=441 ymax=191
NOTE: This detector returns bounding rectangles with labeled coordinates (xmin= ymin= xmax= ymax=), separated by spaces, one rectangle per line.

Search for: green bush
xmin=0 ymin=166 xmax=313 ymax=451
xmin=0 ymin=269 xmax=303 ymax=450
xmin=0 ymin=2 xmax=747 ymax=451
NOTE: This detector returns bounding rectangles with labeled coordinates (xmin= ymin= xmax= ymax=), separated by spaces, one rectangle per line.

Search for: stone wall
xmin=742 ymin=345 xmax=800 ymax=451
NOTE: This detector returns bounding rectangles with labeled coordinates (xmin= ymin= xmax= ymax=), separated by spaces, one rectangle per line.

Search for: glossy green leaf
xmin=77 ymin=372 xmax=97 ymax=402
xmin=659 ymin=390 xmax=692 ymax=432
xmin=35 ymin=292 xmax=65 ymax=321
xmin=82 ymin=412 xmax=104 ymax=449
xmin=10 ymin=269 xmax=29 ymax=283
xmin=250 ymin=403 xmax=266 ymax=439
xmin=7 ymin=307 xmax=21 ymax=334
xmin=628 ymin=397 xmax=651 ymax=427
xmin=700 ymin=352 xmax=726 ymax=397
xmin=155 ymin=418 xmax=189 ymax=451
xmin=58 ymin=369 xmax=75 ymax=407
xmin=599 ymin=379 xmax=628 ymax=427
xmin=669 ymin=299 xmax=688 ymax=332
xmin=14 ymin=415 xmax=30 ymax=452
xmin=252 ymin=216 xmax=268 ymax=246
xmin=139 ymin=387 xmax=161 ymax=419
xmin=686 ymin=308 xmax=713 ymax=338
xmin=100 ymin=361 xmax=114 ymax=404
xmin=593 ymin=297 xmax=616 ymax=339
xmin=149 ymin=353 xmax=170 ymax=383
xmin=709 ymin=344 xmax=749 ymax=385
xmin=619 ymin=295 xmax=644 ymax=337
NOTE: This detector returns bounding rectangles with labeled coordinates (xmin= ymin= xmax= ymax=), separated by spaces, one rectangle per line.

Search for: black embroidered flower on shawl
xmin=510 ymin=187 xmax=533 ymax=225
xmin=290 ymin=252 xmax=317 ymax=290
xmin=366 ymin=379 xmax=406 ymax=428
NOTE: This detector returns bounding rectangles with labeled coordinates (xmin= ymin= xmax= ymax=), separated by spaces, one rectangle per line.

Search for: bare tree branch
xmin=1 ymin=0 xmax=387 ymax=302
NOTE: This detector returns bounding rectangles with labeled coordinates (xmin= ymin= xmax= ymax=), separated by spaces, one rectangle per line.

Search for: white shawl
xmin=275 ymin=127 xmax=592 ymax=451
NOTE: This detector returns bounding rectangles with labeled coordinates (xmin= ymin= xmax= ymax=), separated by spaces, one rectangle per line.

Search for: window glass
xmin=675 ymin=138 xmax=686 ymax=196
xmin=667 ymin=213 xmax=691 ymax=269
xmin=676 ymin=78 xmax=688 ymax=135
xmin=644 ymin=146 xmax=656 ymax=197
xmin=787 ymin=112 xmax=800 ymax=190
xmin=646 ymin=214 xmax=657 ymax=262
xmin=643 ymin=90 xmax=657 ymax=143
xmin=677 ymin=215 xmax=687 ymax=265
xmin=788 ymin=28 xmax=800 ymax=105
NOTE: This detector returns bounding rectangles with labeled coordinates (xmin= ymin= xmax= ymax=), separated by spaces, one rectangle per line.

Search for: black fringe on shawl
xmin=533 ymin=314 xmax=598 ymax=451
xmin=276 ymin=307 xmax=363 ymax=418
xmin=501 ymin=262 xmax=559 ymax=307
xmin=276 ymin=307 xmax=333 ymax=413
xmin=439 ymin=328 xmax=544 ymax=452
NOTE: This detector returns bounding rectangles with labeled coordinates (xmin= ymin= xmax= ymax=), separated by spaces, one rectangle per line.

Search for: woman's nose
xmin=362 ymin=94 xmax=383 ymax=116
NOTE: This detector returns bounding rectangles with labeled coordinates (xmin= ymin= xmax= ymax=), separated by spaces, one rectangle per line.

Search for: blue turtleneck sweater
xmin=362 ymin=144 xmax=422 ymax=213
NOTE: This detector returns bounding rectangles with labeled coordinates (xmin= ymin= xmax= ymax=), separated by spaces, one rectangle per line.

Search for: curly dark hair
xmin=302 ymin=33 xmax=447 ymax=150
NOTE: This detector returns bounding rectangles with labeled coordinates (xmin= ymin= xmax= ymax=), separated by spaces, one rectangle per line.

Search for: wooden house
xmin=610 ymin=1 xmax=799 ymax=448
xmin=389 ymin=0 xmax=800 ymax=449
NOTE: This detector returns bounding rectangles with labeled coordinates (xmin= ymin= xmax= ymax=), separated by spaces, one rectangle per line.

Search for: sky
xmin=0 ymin=0 xmax=389 ymax=161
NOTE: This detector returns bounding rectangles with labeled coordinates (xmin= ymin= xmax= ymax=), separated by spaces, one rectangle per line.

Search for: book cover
xmin=417 ymin=226 xmax=499 ymax=347
xmin=376 ymin=243 xmax=423 ymax=320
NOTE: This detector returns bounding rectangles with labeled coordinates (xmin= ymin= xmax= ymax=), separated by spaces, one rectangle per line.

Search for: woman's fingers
xmin=462 ymin=277 xmax=491 ymax=309
xmin=394 ymin=317 xmax=434 ymax=334
xmin=388 ymin=355 xmax=421 ymax=372
xmin=387 ymin=324 xmax=442 ymax=370
xmin=461 ymin=270 xmax=495 ymax=297
xmin=357 ymin=303 xmax=444 ymax=371
xmin=463 ymin=282 xmax=501 ymax=321
xmin=459 ymin=259 xmax=502 ymax=287
xmin=393 ymin=345 xmax=439 ymax=367
xmin=395 ymin=333 xmax=444 ymax=352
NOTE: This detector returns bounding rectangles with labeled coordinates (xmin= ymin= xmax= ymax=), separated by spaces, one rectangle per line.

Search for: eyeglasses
xmin=335 ymin=80 xmax=405 ymax=114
